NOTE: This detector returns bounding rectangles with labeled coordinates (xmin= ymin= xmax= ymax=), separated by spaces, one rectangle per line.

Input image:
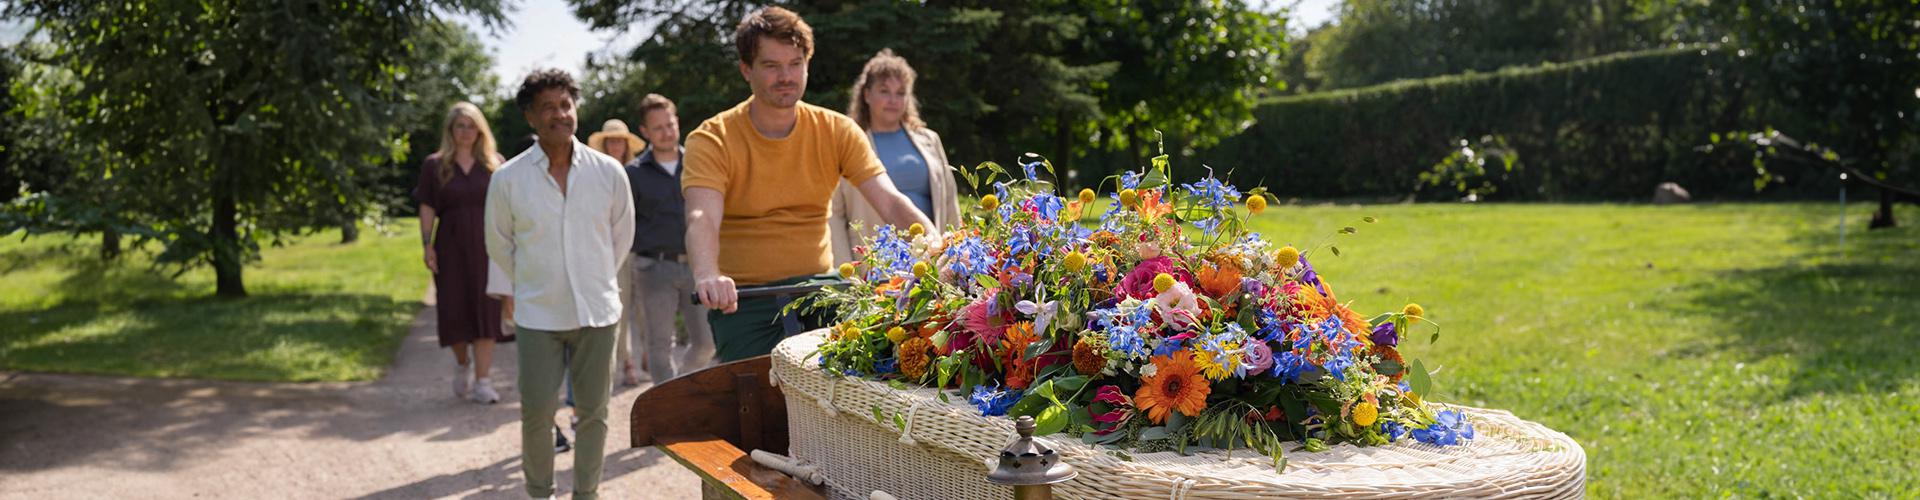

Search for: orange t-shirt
xmin=682 ymin=100 xmax=885 ymax=285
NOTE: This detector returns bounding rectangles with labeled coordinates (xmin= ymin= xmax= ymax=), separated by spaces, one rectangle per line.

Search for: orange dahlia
xmin=900 ymin=337 xmax=933 ymax=380
xmin=1135 ymin=352 xmax=1211 ymax=424
xmin=1071 ymin=337 xmax=1105 ymax=376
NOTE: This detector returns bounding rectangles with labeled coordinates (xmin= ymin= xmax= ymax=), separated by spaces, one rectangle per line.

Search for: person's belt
xmin=635 ymin=250 xmax=685 ymax=263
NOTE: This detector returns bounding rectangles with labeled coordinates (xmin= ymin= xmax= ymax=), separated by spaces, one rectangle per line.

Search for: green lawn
xmin=1246 ymin=203 xmax=1919 ymax=498
xmin=4 ymin=205 xmax=1916 ymax=495
xmin=0 ymin=220 xmax=430 ymax=382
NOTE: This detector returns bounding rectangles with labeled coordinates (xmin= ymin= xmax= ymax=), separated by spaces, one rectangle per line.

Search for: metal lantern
xmin=987 ymin=415 xmax=1078 ymax=500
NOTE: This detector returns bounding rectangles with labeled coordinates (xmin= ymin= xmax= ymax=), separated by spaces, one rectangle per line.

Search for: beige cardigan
xmin=829 ymin=126 xmax=962 ymax=264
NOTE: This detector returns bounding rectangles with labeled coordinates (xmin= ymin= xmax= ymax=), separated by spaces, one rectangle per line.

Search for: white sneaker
xmin=470 ymin=377 xmax=500 ymax=404
xmin=452 ymin=363 xmax=472 ymax=399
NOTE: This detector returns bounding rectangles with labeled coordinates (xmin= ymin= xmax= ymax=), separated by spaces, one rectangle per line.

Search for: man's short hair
xmin=733 ymin=7 xmax=813 ymax=65
xmin=637 ymin=94 xmax=677 ymax=121
xmin=514 ymin=68 xmax=580 ymax=110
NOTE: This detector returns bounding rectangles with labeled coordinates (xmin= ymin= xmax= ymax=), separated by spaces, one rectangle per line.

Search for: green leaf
xmin=1362 ymin=216 xmax=1378 ymax=223
xmin=975 ymin=274 xmax=1000 ymax=290
xmin=1022 ymin=336 xmax=1055 ymax=361
xmin=1408 ymin=359 xmax=1433 ymax=397
xmin=1329 ymin=245 xmax=1341 ymax=257
xmin=1339 ymin=226 xmax=1357 ymax=234
xmin=1373 ymin=360 xmax=1404 ymax=376
xmin=1166 ymin=410 xmax=1189 ymax=432
xmin=871 ymin=405 xmax=887 ymax=424
xmin=1051 ymin=375 xmax=1090 ymax=396
xmin=1139 ymin=426 xmax=1171 ymax=441
xmin=1034 ymin=404 xmax=1068 ymax=436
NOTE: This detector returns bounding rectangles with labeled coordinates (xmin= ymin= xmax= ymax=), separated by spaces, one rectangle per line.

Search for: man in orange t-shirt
xmin=683 ymin=6 xmax=934 ymax=361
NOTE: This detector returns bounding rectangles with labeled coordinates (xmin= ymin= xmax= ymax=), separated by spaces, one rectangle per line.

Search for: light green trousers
xmin=517 ymin=323 xmax=615 ymax=500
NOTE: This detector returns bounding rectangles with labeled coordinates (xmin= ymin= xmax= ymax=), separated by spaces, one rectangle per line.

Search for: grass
xmin=0 ymin=219 xmax=430 ymax=382
xmin=3 ymin=203 xmax=1916 ymax=495
xmin=1244 ymin=202 xmax=1919 ymax=498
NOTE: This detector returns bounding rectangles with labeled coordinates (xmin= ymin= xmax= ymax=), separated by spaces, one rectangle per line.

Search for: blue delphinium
xmin=1412 ymin=410 xmax=1475 ymax=446
xmin=943 ymin=237 xmax=998 ymax=277
xmin=1382 ymin=421 xmax=1408 ymax=442
xmin=969 ymin=385 xmax=1023 ymax=416
xmin=1182 ymin=177 xmax=1241 ymax=210
xmin=874 ymin=357 xmax=898 ymax=375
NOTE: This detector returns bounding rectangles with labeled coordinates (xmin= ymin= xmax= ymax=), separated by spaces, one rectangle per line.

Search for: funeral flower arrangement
xmin=799 ymin=156 xmax=1472 ymax=468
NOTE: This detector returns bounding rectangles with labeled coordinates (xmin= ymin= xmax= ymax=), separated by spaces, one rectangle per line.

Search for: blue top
xmin=871 ymin=128 xmax=934 ymax=219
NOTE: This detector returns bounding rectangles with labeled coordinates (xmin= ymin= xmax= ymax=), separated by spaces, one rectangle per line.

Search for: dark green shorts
xmin=708 ymin=275 xmax=833 ymax=362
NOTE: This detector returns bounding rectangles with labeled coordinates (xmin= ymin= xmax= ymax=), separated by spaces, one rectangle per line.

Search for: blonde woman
xmin=414 ymin=102 xmax=511 ymax=404
xmin=830 ymin=49 xmax=961 ymax=263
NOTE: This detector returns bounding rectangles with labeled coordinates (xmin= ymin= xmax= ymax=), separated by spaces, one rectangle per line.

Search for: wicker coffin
xmin=771 ymin=330 xmax=1587 ymax=499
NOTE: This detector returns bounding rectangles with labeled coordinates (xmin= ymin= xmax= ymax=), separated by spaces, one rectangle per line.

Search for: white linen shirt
xmin=484 ymin=139 xmax=636 ymax=331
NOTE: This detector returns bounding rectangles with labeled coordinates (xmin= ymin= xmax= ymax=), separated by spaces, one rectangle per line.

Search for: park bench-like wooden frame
xmin=630 ymin=355 xmax=827 ymax=500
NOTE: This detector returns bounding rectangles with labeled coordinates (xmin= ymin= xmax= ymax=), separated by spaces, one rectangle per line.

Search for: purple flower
xmin=1371 ymin=321 xmax=1399 ymax=347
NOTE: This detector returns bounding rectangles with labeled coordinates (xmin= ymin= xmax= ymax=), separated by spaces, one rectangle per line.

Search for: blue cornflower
xmin=1152 ymin=335 xmax=1188 ymax=357
xmin=1008 ymin=225 xmax=1035 ymax=256
xmin=1108 ymin=326 xmax=1147 ymax=358
xmin=969 ymin=385 xmax=1023 ymax=417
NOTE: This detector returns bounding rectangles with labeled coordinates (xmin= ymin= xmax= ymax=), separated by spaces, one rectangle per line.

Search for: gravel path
xmin=0 ymin=290 xmax=700 ymax=499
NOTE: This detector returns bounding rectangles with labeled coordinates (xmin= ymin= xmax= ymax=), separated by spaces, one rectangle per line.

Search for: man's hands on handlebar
xmin=696 ymin=273 xmax=739 ymax=313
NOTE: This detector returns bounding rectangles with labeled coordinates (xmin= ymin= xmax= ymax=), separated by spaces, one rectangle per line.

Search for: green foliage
xmin=2 ymin=0 xmax=504 ymax=295
xmin=1700 ymin=0 xmax=1920 ymax=213
xmin=1197 ymin=47 xmax=1813 ymax=201
xmin=568 ymin=0 xmax=1284 ymax=189
xmin=1306 ymin=0 xmax=1693 ymax=89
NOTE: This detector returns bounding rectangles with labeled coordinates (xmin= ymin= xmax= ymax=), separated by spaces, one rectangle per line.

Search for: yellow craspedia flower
xmin=886 ymin=326 xmax=908 ymax=344
xmin=1153 ymin=273 xmax=1176 ymax=294
xmin=1403 ymin=303 xmax=1424 ymax=320
xmin=979 ymin=194 xmax=1000 ymax=211
xmin=1246 ymin=194 xmax=1267 ymax=214
xmin=1352 ymin=402 xmax=1379 ymax=427
xmin=912 ymin=261 xmax=931 ymax=278
xmin=1078 ymin=188 xmax=1096 ymax=204
xmin=1119 ymin=189 xmax=1139 ymax=209
xmin=838 ymin=262 xmax=857 ymax=279
xmin=1275 ymin=245 xmax=1300 ymax=266
xmin=1063 ymin=250 xmax=1087 ymax=273
xmin=907 ymin=223 xmax=925 ymax=237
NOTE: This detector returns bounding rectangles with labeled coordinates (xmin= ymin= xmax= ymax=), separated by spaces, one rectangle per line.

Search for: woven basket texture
xmin=772 ymin=330 xmax=1587 ymax=500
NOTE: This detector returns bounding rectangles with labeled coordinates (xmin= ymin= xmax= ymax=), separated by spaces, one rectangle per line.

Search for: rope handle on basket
xmin=817 ymin=375 xmax=838 ymax=412
xmin=768 ymin=366 xmax=781 ymax=387
xmin=1169 ymin=477 xmax=1196 ymax=500
xmin=898 ymin=400 xmax=924 ymax=445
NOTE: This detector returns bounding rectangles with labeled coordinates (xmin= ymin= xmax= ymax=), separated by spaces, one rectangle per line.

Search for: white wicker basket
xmin=772 ymin=330 xmax=1587 ymax=499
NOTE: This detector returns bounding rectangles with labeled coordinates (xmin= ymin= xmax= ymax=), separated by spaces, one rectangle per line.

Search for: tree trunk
xmin=1870 ymin=187 xmax=1898 ymax=229
xmin=340 ymin=218 xmax=359 ymax=244
xmin=99 ymin=228 xmax=121 ymax=261
xmin=212 ymin=176 xmax=246 ymax=297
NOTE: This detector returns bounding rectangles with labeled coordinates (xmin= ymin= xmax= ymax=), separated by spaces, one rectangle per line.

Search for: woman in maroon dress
xmin=415 ymin=102 xmax=512 ymax=404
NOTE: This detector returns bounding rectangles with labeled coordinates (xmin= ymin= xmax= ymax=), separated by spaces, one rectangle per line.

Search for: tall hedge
xmin=1195 ymin=47 xmax=1815 ymax=201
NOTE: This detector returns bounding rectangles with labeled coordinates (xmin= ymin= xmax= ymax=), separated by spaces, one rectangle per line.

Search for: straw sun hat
xmin=587 ymin=119 xmax=645 ymax=164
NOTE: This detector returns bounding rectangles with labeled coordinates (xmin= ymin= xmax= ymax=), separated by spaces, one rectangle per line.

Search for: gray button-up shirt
xmin=484 ymin=139 xmax=636 ymax=331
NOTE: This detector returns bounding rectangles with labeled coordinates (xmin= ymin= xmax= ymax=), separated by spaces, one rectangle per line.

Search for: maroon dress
xmin=414 ymin=153 xmax=511 ymax=346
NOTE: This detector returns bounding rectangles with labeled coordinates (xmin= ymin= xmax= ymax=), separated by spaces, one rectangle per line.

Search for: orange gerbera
xmin=1134 ymin=352 xmax=1211 ymax=424
xmin=1001 ymin=322 xmax=1040 ymax=389
xmin=1293 ymin=282 xmax=1333 ymax=322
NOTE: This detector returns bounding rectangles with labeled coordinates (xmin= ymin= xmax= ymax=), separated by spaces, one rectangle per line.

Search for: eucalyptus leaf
xmin=1409 ymin=359 xmax=1433 ymax=396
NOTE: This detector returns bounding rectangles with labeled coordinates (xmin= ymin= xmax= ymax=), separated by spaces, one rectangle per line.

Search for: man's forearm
xmin=684 ymin=188 xmax=724 ymax=278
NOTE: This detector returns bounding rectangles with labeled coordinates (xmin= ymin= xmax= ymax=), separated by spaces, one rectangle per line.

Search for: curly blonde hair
xmin=846 ymin=48 xmax=924 ymax=131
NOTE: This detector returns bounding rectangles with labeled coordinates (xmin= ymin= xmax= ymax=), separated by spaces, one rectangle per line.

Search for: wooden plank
xmin=657 ymin=434 xmax=827 ymax=500
xmin=629 ymin=355 xmax=790 ymax=455
xmin=735 ymin=372 xmax=763 ymax=453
